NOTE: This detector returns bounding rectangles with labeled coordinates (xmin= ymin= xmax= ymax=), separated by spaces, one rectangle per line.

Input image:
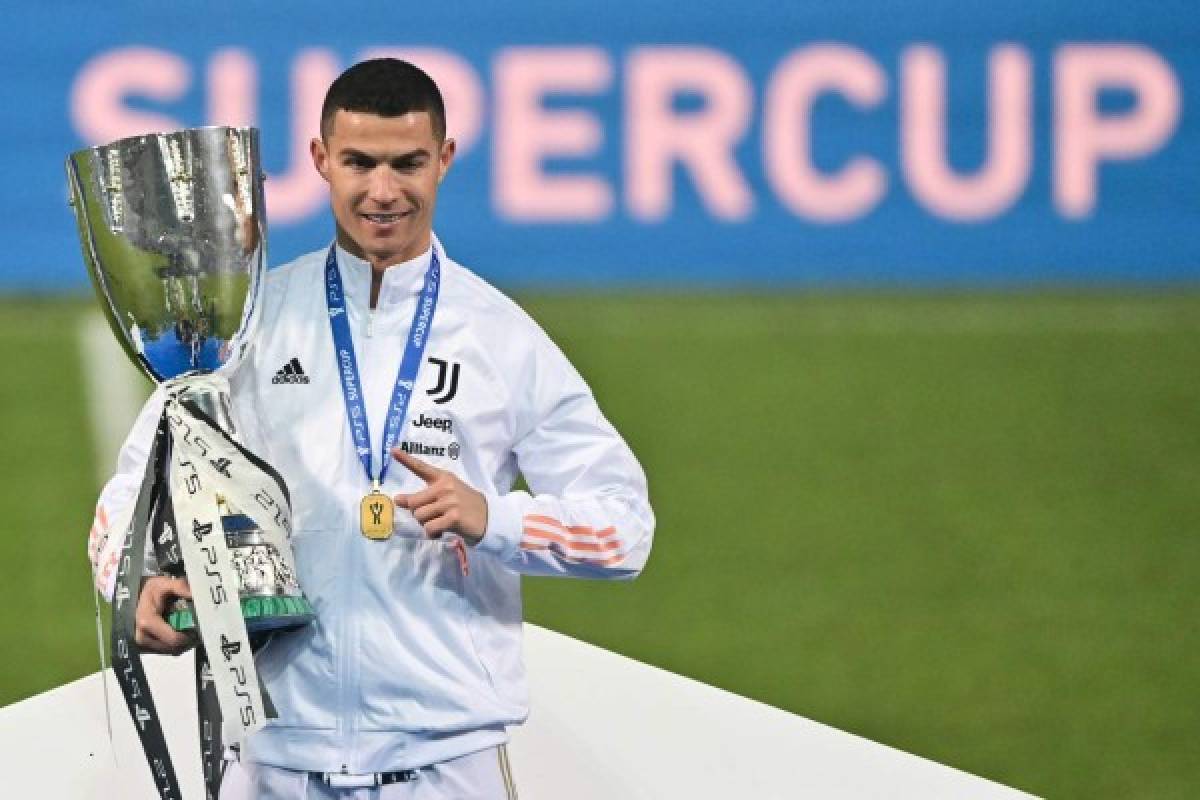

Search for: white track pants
xmin=219 ymin=745 xmax=518 ymax=800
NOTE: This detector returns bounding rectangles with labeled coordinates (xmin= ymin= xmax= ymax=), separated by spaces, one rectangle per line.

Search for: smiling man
xmin=310 ymin=74 xmax=457 ymax=308
xmin=89 ymin=59 xmax=655 ymax=799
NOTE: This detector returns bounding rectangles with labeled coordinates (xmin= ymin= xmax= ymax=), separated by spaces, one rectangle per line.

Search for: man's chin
xmin=364 ymin=239 xmax=426 ymax=268
xmin=339 ymin=219 xmax=429 ymax=266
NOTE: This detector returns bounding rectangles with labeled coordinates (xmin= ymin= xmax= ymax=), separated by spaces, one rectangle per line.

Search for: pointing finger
xmin=391 ymin=447 xmax=442 ymax=483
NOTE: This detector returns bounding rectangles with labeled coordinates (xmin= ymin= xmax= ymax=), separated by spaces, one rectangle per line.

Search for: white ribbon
xmin=164 ymin=387 xmax=295 ymax=743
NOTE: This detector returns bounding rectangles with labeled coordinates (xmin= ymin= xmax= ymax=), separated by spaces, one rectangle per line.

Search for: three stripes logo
xmin=272 ymin=357 xmax=311 ymax=385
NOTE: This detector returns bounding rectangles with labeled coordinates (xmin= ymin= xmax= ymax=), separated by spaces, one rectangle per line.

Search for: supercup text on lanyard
xmin=325 ymin=243 xmax=441 ymax=539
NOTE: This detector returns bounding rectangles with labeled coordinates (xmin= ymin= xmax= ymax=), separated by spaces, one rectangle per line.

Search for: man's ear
xmin=438 ymin=138 xmax=457 ymax=183
xmin=310 ymin=137 xmax=330 ymax=182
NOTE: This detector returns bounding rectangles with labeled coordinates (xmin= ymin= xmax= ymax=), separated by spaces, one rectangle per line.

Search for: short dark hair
xmin=320 ymin=58 xmax=446 ymax=141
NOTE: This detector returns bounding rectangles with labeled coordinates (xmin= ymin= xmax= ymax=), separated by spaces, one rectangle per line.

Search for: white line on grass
xmin=77 ymin=311 xmax=149 ymax=489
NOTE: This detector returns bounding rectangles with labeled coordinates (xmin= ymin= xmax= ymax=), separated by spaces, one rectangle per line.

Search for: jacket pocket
xmin=356 ymin=535 xmax=502 ymax=732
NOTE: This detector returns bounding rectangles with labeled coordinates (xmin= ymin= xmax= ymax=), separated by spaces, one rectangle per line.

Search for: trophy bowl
xmin=67 ymin=126 xmax=313 ymax=634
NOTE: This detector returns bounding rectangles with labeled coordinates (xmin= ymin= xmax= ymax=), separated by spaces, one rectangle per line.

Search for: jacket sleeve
xmin=473 ymin=328 xmax=655 ymax=580
xmin=88 ymin=388 xmax=165 ymax=600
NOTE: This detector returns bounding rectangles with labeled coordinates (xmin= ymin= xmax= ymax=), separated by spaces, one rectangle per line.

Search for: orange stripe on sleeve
xmin=519 ymin=514 xmax=630 ymax=566
xmin=522 ymin=526 xmax=622 ymax=553
xmin=97 ymin=547 xmax=120 ymax=590
xmin=525 ymin=515 xmax=617 ymax=539
xmin=519 ymin=542 xmax=627 ymax=567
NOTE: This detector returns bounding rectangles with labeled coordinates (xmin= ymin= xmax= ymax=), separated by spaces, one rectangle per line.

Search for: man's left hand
xmin=391 ymin=448 xmax=488 ymax=545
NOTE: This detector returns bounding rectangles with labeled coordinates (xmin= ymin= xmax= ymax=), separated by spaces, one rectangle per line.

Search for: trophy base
xmin=169 ymin=595 xmax=315 ymax=634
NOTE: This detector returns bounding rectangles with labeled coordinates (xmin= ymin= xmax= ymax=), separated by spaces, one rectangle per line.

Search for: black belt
xmin=314 ymin=770 xmax=418 ymax=789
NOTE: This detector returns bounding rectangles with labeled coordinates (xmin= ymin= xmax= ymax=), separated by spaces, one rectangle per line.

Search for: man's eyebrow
xmin=338 ymin=147 xmax=430 ymax=162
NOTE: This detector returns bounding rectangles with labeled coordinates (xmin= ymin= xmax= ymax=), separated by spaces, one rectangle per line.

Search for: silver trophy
xmin=66 ymin=126 xmax=313 ymax=634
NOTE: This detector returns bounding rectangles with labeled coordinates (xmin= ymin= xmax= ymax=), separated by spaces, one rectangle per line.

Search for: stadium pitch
xmin=0 ymin=292 xmax=1196 ymax=798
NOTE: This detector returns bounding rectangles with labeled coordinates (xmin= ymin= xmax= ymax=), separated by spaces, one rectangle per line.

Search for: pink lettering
xmin=206 ymin=48 xmax=256 ymax=128
xmin=70 ymin=47 xmax=190 ymax=145
xmin=493 ymin=47 xmax=613 ymax=222
xmin=1055 ymin=45 xmax=1181 ymax=218
xmin=625 ymin=47 xmax=754 ymax=221
xmin=273 ymin=49 xmax=340 ymax=224
xmin=902 ymin=45 xmax=1032 ymax=221
xmin=206 ymin=49 xmax=336 ymax=224
xmin=763 ymin=45 xmax=887 ymax=222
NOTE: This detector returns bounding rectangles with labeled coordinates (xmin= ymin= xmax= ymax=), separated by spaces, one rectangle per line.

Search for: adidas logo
xmin=272 ymin=357 xmax=311 ymax=385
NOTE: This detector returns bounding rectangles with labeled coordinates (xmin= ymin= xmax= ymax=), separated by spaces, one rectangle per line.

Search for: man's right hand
xmin=135 ymin=576 xmax=195 ymax=655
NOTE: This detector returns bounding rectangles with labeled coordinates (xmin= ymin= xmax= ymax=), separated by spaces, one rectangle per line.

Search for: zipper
xmin=345 ymin=496 xmax=364 ymax=768
xmin=344 ymin=308 xmax=374 ymax=766
xmin=336 ymin=498 xmax=354 ymax=766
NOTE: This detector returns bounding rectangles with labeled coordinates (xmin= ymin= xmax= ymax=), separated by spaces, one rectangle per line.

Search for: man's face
xmin=311 ymin=110 xmax=455 ymax=267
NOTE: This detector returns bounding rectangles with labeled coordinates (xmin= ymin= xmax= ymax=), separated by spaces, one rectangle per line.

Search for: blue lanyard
xmin=325 ymin=243 xmax=441 ymax=486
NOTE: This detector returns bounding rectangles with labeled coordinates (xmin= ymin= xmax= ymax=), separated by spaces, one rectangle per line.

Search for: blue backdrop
xmin=6 ymin=0 xmax=1198 ymax=290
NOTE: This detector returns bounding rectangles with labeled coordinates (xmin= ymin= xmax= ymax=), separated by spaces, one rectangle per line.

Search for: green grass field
xmin=1 ymin=293 xmax=1197 ymax=798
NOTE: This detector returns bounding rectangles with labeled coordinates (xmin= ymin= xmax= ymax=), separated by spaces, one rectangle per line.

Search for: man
xmin=88 ymin=58 xmax=655 ymax=799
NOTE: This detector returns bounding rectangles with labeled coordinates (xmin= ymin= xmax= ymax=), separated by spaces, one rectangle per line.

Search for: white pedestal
xmin=0 ymin=625 xmax=1034 ymax=799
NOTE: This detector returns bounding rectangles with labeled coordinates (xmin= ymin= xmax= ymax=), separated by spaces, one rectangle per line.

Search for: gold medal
xmin=360 ymin=481 xmax=394 ymax=540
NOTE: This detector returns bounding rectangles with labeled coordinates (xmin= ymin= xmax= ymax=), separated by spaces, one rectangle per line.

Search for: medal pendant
xmin=360 ymin=487 xmax=394 ymax=540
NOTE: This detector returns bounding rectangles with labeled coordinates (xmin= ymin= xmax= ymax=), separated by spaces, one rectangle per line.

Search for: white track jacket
xmin=87 ymin=237 xmax=655 ymax=773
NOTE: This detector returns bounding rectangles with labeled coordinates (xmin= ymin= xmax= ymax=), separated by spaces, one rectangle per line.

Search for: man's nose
xmin=367 ymin=167 xmax=399 ymax=204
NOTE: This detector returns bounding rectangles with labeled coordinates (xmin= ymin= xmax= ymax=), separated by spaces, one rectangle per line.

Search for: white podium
xmin=0 ymin=625 xmax=1035 ymax=799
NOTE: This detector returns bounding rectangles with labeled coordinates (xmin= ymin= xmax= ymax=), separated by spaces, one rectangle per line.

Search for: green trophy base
xmin=169 ymin=595 xmax=315 ymax=634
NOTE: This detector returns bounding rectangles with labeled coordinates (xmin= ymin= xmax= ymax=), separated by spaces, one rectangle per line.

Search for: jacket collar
xmin=333 ymin=233 xmax=444 ymax=310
